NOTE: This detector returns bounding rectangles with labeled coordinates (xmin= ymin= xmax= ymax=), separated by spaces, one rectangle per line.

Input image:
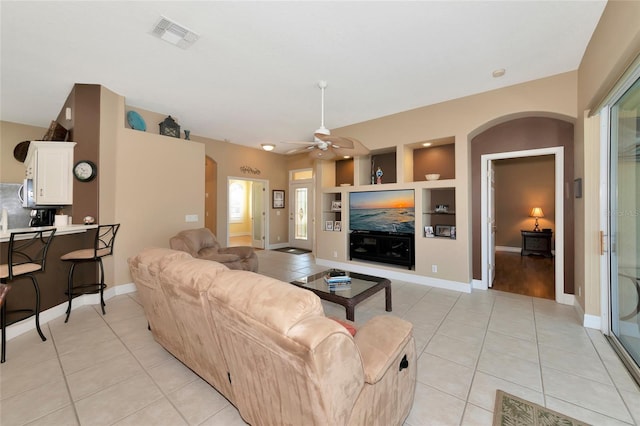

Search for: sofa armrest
xmin=353 ymin=315 xmax=413 ymax=384
xmin=198 ymin=247 xmax=240 ymax=263
xmin=218 ymin=246 xmax=255 ymax=259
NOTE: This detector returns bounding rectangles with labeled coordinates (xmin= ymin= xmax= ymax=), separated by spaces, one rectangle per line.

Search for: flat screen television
xmin=349 ymin=189 xmax=415 ymax=234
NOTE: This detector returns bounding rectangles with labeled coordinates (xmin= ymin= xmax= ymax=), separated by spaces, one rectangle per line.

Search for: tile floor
xmin=1 ymin=249 xmax=640 ymax=425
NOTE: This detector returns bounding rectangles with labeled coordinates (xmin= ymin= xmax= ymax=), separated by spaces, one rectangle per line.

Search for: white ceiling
xmin=1 ymin=1 xmax=606 ymax=154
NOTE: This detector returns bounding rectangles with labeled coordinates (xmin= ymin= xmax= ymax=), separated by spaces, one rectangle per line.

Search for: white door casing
xmin=480 ymin=147 xmax=567 ymax=304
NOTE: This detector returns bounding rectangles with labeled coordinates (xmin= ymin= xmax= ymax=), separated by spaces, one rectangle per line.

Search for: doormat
xmin=273 ymin=247 xmax=311 ymax=255
xmin=493 ymin=390 xmax=589 ymax=426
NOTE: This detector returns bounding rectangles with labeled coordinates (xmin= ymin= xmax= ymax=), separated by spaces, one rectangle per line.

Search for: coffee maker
xmin=29 ymin=208 xmax=56 ymax=227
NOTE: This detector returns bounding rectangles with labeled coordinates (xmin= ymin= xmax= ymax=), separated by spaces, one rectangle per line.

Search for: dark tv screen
xmin=349 ymin=189 xmax=415 ymax=234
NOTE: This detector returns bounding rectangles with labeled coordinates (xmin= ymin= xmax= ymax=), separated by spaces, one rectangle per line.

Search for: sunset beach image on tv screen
xmin=349 ymin=189 xmax=415 ymax=233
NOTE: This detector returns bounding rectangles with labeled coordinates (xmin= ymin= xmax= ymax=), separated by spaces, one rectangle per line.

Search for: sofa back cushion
xmin=159 ymin=257 xmax=233 ymax=400
xmin=205 ymin=270 xmax=365 ymax=425
xmin=128 ymin=248 xmax=193 ymax=360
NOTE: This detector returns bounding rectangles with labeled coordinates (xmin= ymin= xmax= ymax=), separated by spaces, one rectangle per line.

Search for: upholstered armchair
xmin=169 ymin=228 xmax=258 ymax=272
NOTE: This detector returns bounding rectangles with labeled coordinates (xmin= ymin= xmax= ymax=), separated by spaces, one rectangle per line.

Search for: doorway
xmin=490 ymin=156 xmax=556 ymax=299
xmin=227 ymin=177 xmax=267 ymax=249
xmin=481 ymin=147 xmax=568 ymax=304
xmin=205 ymin=156 xmax=217 ymax=235
xmin=288 ymin=168 xmax=314 ymax=251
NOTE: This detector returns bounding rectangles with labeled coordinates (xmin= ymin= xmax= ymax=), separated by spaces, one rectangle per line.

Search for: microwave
xmin=21 ymin=178 xmax=36 ymax=208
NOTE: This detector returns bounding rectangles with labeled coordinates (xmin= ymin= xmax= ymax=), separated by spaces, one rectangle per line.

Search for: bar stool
xmin=0 ymin=228 xmax=56 ymax=363
xmin=61 ymin=224 xmax=120 ymax=322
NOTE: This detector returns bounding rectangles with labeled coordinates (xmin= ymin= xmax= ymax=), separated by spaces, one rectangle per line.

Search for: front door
xmin=251 ymin=181 xmax=265 ymax=248
xmin=289 ymin=181 xmax=314 ymax=251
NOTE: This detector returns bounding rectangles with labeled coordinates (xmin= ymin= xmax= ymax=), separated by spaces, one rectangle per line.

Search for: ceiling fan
xmin=285 ymin=81 xmax=369 ymax=160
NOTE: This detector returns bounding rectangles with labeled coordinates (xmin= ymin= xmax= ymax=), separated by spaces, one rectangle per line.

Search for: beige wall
xmin=576 ymin=0 xmax=640 ymax=315
xmin=0 ymin=121 xmax=48 ymax=182
xmin=494 ymin=156 xmax=555 ymax=247
xmin=105 ymin=91 xmax=206 ymax=286
xmin=328 ymin=72 xmax=577 ymax=287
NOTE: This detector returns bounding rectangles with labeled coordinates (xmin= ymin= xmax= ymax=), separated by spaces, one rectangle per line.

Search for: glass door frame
xmin=599 ymin=58 xmax=640 ymax=384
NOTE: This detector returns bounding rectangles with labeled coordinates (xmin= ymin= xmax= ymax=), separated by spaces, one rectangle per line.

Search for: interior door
xmin=488 ymin=160 xmax=497 ymax=287
xmin=288 ymin=181 xmax=314 ymax=251
xmin=251 ymin=181 xmax=265 ymax=248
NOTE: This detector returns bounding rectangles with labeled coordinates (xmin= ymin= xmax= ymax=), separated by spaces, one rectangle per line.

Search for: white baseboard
xmin=267 ymin=242 xmax=290 ymax=250
xmin=5 ymin=283 xmax=137 ymax=341
xmin=472 ymin=279 xmax=486 ymax=290
xmin=583 ymin=314 xmax=602 ymax=330
xmin=229 ymin=232 xmax=251 ymax=237
xmin=316 ymin=258 xmax=472 ymax=293
xmin=573 ymin=298 xmax=602 ymax=330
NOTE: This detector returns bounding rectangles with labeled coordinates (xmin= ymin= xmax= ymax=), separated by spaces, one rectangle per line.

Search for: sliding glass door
xmin=609 ymin=74 xmax=640 ymax=379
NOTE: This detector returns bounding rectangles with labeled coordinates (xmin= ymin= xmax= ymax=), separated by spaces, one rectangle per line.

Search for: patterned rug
xmin=273 ymin=247 xmax=311 ymax=255
xmin=493 ymin=390 xmax=590 ymax=426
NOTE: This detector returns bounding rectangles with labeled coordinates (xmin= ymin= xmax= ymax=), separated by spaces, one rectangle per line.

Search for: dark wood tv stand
xmin=349 ymin=231 xmax=414 ymax=269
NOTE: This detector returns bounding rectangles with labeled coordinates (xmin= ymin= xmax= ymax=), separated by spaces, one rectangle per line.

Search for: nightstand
xmin=521 ymin=230 xmax=553 ymax=257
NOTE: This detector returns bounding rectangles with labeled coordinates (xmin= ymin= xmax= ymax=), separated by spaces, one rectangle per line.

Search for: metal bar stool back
xmin=61 ymin=224 xmax=120 ymax=323
xmin=0 ymin=228 xmax=57 ymax=363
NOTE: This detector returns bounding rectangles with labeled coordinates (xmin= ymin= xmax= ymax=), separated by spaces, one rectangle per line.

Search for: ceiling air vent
xmin=151 ymin=16 xmax=199 ymax=49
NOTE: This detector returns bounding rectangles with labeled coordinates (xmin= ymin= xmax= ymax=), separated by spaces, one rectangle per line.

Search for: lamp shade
xmin=529 ymin=207 xmax=544 ymax=218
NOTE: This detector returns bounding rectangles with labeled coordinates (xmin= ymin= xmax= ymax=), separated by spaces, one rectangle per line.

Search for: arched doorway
xmin=205 ymin=156 xmax=217 ymax=235
xmin=470 ymin=115 xmax=575 ymax=303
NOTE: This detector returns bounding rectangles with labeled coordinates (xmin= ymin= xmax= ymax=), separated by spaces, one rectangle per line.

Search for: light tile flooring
xmin=2 ymin=249 xmax=640 ymax=425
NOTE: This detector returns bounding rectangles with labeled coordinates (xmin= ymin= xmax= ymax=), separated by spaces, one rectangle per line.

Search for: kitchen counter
xmin=1 ymin=225 xmax=99 ymax=323
xmin=0 ymin=224 xmax=98 ymax=242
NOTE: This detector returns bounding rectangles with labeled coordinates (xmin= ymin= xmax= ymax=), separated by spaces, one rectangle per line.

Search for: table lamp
xmin=530 ymin=207 xmax=544 ymax=232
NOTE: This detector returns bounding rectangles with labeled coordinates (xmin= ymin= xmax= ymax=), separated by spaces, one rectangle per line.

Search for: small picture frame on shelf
xmin=334 ymin=221 xmax=342 ymax=232
xmin=325 ymin=221 xmax=334 ymax=231
xmin=331 ymin=200 xmax=342 ymax=211
xmin=425 ymin=226 xmax=434 ymax=238
xmin=272 ymin=190 xmax=285 ymax=209
xmin=435 ymin=225 xmax=452 ymax=237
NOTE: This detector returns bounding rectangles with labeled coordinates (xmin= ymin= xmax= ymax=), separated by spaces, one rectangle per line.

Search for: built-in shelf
xmin=422 ymin=187 xmax=456 ymax=238
xmin=322 ymin=192 xmax=342 ymax=232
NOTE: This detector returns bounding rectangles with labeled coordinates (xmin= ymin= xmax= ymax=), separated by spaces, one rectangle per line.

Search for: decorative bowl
xmin=425 ymin=174 xmax=440 ymax=181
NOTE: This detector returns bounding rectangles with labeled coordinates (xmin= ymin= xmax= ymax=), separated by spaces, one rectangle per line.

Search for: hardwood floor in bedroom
xmin=491 ymin=251 xmax=555 ymax=300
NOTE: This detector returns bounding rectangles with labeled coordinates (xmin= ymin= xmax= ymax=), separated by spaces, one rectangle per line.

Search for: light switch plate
xmin=185 ymin=214 xmax=198 ymax=222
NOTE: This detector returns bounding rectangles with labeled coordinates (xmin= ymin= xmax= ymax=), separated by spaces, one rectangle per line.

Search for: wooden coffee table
xmin=291 ymin=270 xmax=391 ymax=321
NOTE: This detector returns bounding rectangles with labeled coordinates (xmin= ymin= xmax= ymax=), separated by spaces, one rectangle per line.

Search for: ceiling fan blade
xmin=286 ymin=146 xmax=314 ymax=155
xmin=283 ymin=140 xmax=316 ymax=146
xmin=314 ymin=134 xmax=355 ymax=149
xmin=331 ymin=138 xmax=370 ymax=157
xmin=308 ymin=149 xmax=336 ymax=160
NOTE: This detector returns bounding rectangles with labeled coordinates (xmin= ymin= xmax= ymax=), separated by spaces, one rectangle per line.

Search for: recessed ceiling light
xmin=151 ymin=16 xmax=199 ymax=49
xmin=261 ymin=144 xmax=275 ymax=151
xmin=422 ymin=142 xmax=432 ymax=147
xmin=492 ymin=68 xmax=506 ymax=78
xmin=343 ymin=155 xmax=351 ymax=159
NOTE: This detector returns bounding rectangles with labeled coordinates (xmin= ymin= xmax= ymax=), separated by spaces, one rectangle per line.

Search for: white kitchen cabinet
xmin=25 ymin=141 xmax=76 ymax=205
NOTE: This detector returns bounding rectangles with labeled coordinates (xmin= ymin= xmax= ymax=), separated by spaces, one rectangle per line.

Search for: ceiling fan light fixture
xmin=261 ymin=143 xmax=275 ymax=151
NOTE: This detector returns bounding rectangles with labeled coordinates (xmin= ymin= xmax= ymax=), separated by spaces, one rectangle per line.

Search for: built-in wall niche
xmin=322 ymin=192 xmax=342 ymax=231
xmin=422 ymin=188 xmax=456 ymax=238
xmin=335 ymin=158 xmax=354 ymax=186
xmin=413 ymin=140 xmax=455 ymax=182
xmin=370 ymin=150 xmax=397 ymax=185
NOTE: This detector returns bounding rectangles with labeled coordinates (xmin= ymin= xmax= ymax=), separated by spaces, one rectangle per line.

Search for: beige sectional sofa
xmin=128 ymin=248 xmax=417 ymax=425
